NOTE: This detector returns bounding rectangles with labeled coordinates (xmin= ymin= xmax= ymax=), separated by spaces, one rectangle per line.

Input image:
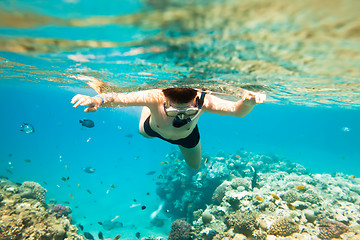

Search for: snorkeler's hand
xmin=71 ymin=94 xmax=102 ymax=112
xmin=241 ymin=90 xmax=266 ymax=105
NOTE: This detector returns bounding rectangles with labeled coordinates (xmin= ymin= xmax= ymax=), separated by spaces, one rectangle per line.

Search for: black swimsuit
xmin=143 ymin=116 xmax=200 ymax=148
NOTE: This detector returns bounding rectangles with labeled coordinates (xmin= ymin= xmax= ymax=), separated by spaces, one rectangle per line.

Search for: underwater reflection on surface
xmin=1 ymin=0 xmax=360 ymax=108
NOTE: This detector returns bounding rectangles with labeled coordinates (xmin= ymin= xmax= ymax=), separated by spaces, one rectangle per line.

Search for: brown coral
xmin=19 ymin=181 xmax=47 ymax=204
xmin=168 ymin=219 xmax=192 ymax=240
xmin=318 ymin=219 xmax=349 ymax=239
xmin=268 ymin=218 xmax=299 ymax=237
xmin=280 ymin=190 xmax=298 ymax=203
xmin=225 ymin=211 xmax=258 ymax=235
xmin=212 ymin=182 xmax=229 ymax=205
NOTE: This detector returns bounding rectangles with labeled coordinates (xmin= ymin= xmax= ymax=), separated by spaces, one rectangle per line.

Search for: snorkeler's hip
xmin=143 ymin=116 xmax=200 ymax=148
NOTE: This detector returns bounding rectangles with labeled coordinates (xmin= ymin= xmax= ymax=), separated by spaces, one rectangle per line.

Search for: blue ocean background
xmin=1 ymin=80 xmax=359 ymax=238
xmin=1 ymin=0 xmax=360 ymax=239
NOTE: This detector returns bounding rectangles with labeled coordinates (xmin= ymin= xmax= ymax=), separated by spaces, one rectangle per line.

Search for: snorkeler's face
xmin=164 ymin=100 xmax=199 ymax=117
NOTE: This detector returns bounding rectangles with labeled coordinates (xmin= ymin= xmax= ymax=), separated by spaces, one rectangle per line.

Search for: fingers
xmin=241 ymin=90 xmax=266 ymax=104
xmin=71 ymin=94 xmax=84 ymax=104
xmin=73 ymin=97 xmax=88 ymax=108
xmin=71 ymin=94 xmax=97 ymax=109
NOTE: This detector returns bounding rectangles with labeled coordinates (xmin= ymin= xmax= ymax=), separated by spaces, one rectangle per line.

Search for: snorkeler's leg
xmin=179 ymin=141 xmax=201 ymax=170
xmin=139 ymin=107 xmax=153 ymax=138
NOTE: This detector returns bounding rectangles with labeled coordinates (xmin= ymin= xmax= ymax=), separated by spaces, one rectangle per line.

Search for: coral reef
xmin=318 ymin=218 xmax=349 ymax=239
xmin=225 ymin=211 xmax=258 ymax=235
xmin=168 ymin=219 xmax=192 ymax=240
xmin=0 ymin=178 xmax=83 ymax=240
xmin=155 ymin=150 xmax=308 ymax=220
xmin=155 ymin=150 xmax=360 ymax=240
xmin=19 ymin=181 xmax=47 ymax=204
xmin=280 ymin=190 xmax=298 ymax=203
xmin=212 ymin=182 xmax=230 ymax=205
xmin=52 ymin=204 xmax=72 ymax=217
xmin=268 ymin=218 xmax=299 ymax=237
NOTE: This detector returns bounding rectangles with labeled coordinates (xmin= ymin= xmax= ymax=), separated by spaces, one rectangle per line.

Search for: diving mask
xmin=163 ymin=104 xmax=199 ymax=117
xmin=164 ymin=92 xmax=206 ymax=128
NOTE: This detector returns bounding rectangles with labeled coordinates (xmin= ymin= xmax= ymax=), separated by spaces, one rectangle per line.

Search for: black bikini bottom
xmin=143 ymin=116 xmax=200 ymax=149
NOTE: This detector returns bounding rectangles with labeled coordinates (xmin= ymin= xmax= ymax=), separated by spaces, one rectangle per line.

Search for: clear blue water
xmin=1 ymin=0 xmax=360 ymax=239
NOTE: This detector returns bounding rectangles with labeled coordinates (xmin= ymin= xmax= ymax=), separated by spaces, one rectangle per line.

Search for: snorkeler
xmin=71 ymin=87 xmax=265 ymax=170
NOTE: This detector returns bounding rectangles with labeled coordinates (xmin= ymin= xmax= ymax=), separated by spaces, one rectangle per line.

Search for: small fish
xmin=351 ymin=175 xmax=356 ymax=178
xmin=255 ymin=196 xmax=264 ymax=201
xmin=271 ymin=194 xmax=280 ymax=200
xmin=65 ymin=165 xmax=68 ymax=170
xmin=146 ymin=171 xmax=156 ymax=175
xmin=79 ymin=119 xmax=95 ymax=128
xmin=84 ymin=167 xmax=96 ymax=174
xmin=134 ymin=155 xmax=140 ymax=160
xmin=114 ymin=234 xmax=121 ymax=240
xmin=181 ymin=185 xmax=186 ymax=188
xmin=6 ymin=169 xmax=13 ymax=174
xmin=146 ymin=192 xmax=150 ymax=196
xmin=78 ymin=224 xmax=84 ymax=231
xmin=235 ymin=155 xmax=241 ymax=159
xmin=250 ymin=166 xmax=258 ymax=190
xmin=125 ymin=134 xmax=134 ymax=138
xmin=61 ymin=177 xmax=70 ymax=182
xmin=83 ymin=232 xmax=94 ymax=240
xmin=86 ymin=189 xmax=92 ymax=194
xmin=157 ymin=175 xmax=163 ymax=179
xmin=63 ymin=201 xmax=70 ymax=204
xmin=295 ymin=185 xmax=307 ymax=191
xmin=69 ymin=193 xmax=74 ymax=199
xmin=141 ymin=205 xmax=146 ymax=210
xmin=135 ymin=232 xmax=141 ymax=239
xmin=111 ymin=216 xmax=119 ymax=221
xmin=20 ymin=123 xmax=35 ymax=133
xmin=77 ymin=184 xmax=81 ymax=189
xmin=98 ymin=231 xmax=104 ymax=240
xmin=287 ymin=202 xmax=295 ymax=210
xmin=150 ymin=202 xmax=163 ymax=219
xmin=97 ymin=222 xmax=103 ymax=225
xmin=160 ymin=161 xmax=169 ymax=165
xmin=204 ymin=158 xmax=208 ymax=166
xmin=24 ymin=159 xmax=31 ymax=163
xmin=110 ymin=184 xmax=116 ymax=189
xmin=130 ymin=203 xmax=140 ymax=208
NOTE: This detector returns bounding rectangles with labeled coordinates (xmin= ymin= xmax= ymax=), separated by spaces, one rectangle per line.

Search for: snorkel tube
xmin=172 ymin=92 xmax=206 ymax=128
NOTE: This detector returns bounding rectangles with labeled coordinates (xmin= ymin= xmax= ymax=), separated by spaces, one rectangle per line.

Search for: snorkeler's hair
xmin=162 ymin=88 xmax=198 ymax=104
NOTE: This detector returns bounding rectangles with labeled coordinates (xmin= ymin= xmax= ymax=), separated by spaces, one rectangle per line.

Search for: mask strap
xmin=196 ymin=92 xmax=206 ymax=109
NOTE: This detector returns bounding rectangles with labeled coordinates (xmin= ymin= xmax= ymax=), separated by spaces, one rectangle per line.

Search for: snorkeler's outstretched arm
xmin=203 ymin=90 xmax=266 ymax=117
xmin=71 ymin=89 xmax=163 ymax=112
